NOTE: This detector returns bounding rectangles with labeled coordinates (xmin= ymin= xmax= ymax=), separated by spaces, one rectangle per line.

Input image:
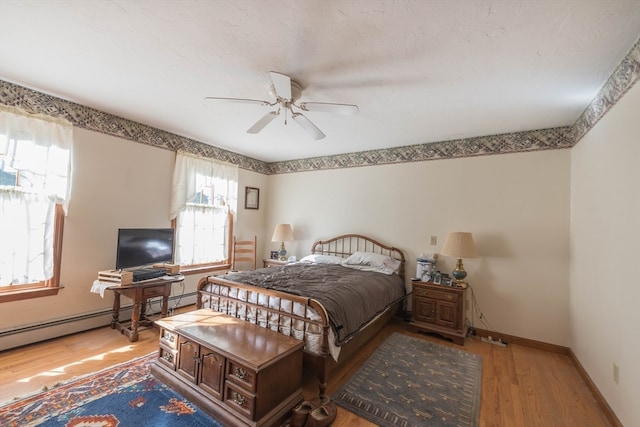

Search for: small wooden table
xmin=110 ymin=277 xmax=183 ymax=342
xmin=409 ymin=280 xmax=467 ymax=345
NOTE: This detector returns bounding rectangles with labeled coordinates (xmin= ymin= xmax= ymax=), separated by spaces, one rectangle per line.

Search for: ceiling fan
xmin=205 ymin=71 xmax=359 ymax=140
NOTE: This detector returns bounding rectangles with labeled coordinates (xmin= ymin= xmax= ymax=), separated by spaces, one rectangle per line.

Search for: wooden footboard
xmin=197 ymin=275 xmax=330 ymax=351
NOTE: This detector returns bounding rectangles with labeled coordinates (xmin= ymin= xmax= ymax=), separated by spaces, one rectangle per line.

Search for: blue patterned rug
xmin=333 ymin=332 xmax=482 ymax=427
xmin=0 ymin=353 xmax=223 ymax=427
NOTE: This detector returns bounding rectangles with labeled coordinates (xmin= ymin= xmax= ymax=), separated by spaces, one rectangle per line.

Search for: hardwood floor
xmin=0 ymin=308 xmax=612 ymax=427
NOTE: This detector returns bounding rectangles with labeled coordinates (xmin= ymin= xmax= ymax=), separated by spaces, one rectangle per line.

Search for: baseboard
xmin=567 ymin=348 xmax=623 ymax=427
xmin=0 ymin=292 xmax=197 ymax=351
xmin=472 ymin=327 xmax=570 ymax=354
xmin=473 ymin=327 xmax=621 ymax=426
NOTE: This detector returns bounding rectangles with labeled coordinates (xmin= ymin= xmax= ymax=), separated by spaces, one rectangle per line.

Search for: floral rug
xmin=333 ymin=332 xmax=483 ymax=427
xmin=0 ymin=353 xmax=223 ymax=427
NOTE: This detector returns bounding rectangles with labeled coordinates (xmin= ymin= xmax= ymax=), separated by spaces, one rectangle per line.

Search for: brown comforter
xmin=224 ymin=263 xmax=406 ymax=346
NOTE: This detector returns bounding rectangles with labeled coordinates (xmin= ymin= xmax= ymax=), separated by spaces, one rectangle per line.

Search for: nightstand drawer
xmin=425 ymin=288 xmax=459 ymax=302
xmin=414 ymin=286 xmax=459 ymax=302
xmin=262 ymin=259 xmax=292 ymax=268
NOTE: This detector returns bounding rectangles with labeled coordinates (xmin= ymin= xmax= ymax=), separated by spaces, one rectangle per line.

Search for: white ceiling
xmin=1 ymin=1 xmax=639 ymax=163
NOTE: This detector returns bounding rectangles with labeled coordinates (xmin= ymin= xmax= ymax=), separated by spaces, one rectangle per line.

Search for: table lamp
xmin=271 ymin=224 xmax=294 ymax=261
xmin=440 ymin=231 xmax=478 ymax=288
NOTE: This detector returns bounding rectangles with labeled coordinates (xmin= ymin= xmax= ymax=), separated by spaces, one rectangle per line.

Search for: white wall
xmin=265 ymin=150 xmax=571 ymax=345
xmin=236 ymin=168 xmax=269 ymax=259
xmin=570 ymin=82 xmax=640 ymax=427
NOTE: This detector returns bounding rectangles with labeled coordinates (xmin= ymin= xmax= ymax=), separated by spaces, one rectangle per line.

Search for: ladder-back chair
xmin=231 ymin=236 xmax=257 ymax=271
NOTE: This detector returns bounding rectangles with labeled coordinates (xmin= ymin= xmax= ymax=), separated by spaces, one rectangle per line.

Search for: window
xmin=0 ymin=106 xmax=73 ymax=302
xmin=170 ymin=153 xmax=238 ymax=273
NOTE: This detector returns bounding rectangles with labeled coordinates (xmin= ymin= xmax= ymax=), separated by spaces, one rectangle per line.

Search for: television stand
xmin=110 ymin=276 xmax=183 ymax=342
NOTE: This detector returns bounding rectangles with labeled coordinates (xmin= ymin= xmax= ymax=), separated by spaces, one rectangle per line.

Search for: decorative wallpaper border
xmin=268 ymin=126 xmax=573 ymax=174
xmin=0 ymin=38 xmax=637 ymax=175
xmin=573 ymin=38 xmax=640 ymax=143
xmin=0 ymin=81 xmax=270 ymax=175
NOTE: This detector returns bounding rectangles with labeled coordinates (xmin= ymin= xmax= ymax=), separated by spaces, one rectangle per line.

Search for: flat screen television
xmin=115 ymin=228 xmax=175 ymax=270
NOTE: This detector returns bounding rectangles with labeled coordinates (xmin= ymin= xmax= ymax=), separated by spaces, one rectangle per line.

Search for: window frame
xmin=0 ymin=203 xmax=64 ymax=302
xmin=0 ymin=106 xmax=72 ymax=303
xmin=170 ymin=154 xmax=237 ymax=275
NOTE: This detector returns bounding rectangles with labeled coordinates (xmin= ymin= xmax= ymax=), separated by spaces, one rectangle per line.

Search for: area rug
xmin=333 ymin=332 xmax=482 ymax=427
xmin=0 ymin=353 xmax=223 ymax=427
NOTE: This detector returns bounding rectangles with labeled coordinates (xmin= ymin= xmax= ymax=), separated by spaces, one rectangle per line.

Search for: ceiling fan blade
xmin=246 ymin=111 xmax=278 ymax=134
xmin=298 ymin=102 xmax=359 ymax=115
xmin=269 ymin=71 xmax=292 ymax=100
xmin=205 ymin=97 xmax=270 ymax=106
xmin=291 ymin=113 xmax=326 ymax=140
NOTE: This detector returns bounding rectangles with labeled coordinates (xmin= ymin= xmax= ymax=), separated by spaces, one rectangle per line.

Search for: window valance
xmin=0 ymin=105 xmax=73 ymax=214
xmin=170 ymin=152 xmax=238 ymax=220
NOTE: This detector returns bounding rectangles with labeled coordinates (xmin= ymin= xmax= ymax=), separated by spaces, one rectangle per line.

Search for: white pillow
xmin=300 ymin=254 xmax=345 ymax=265
xmin=343 ymin=251 xmax=401 ymax=274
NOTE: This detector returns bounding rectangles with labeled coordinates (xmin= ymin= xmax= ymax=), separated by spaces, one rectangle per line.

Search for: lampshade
xmin=440 ymin=232 xmax=478 ymax=287
xmin=271 ymin=224 xmax=294 ymax=242
xmin=441 ymin=232 xmax=478 ymax=258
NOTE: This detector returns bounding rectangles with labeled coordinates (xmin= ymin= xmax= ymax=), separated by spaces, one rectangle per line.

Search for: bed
xmin=196 ymin=233 xmax=406 ymax=399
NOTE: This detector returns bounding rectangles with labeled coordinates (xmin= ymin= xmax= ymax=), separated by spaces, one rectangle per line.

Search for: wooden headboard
xmin=310 ymin=233 xmax=405 ymax=280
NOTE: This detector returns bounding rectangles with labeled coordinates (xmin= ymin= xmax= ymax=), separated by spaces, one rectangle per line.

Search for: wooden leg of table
xmin=130 ymin=299 xmax=140 ymax=342
xmin=140 ymin=298 xmax=147 ymax=321
xmin=111 ymin=292 xmax=120 ymax=329
xmin=161 ymin=287 xmax=170 ymax=317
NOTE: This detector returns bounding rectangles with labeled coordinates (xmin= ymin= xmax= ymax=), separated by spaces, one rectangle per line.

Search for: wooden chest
xmin=151 ymin=309 xmax=304 ymax=427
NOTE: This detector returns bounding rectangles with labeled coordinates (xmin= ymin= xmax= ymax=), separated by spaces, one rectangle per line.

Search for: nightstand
xmin=409 ymin=281 xmax=467 ymax=345
xmin=262 ymin=259 xmax=292 ymax=268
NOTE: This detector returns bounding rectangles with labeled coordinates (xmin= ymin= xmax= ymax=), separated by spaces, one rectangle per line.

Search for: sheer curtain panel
xmin=0 ymin=105 xmax=73 ymax=287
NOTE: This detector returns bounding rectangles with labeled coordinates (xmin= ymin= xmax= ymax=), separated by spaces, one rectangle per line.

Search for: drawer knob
xmin=233 ymin=392 xmax=247 ymax=407
xmin=234 ymin=367 xmax=248 ymax=379
xmin=162 ymin=352 xmax=174 ymax=363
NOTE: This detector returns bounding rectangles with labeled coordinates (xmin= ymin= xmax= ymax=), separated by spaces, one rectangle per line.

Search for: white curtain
xmin=0 ymin=189 xmax=55 ymax=284
xmin=170 ymin=153 xmax=238 ymax=220
xmin=0 ymin=105 xmax=73 ymax=286
xmin=0 ymin=105 xmax=73 ymax=213
xmin=175 ymin=204 xmax=230 ymax=265
xmin=170 ymin=153 xmax=238 ymax=265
